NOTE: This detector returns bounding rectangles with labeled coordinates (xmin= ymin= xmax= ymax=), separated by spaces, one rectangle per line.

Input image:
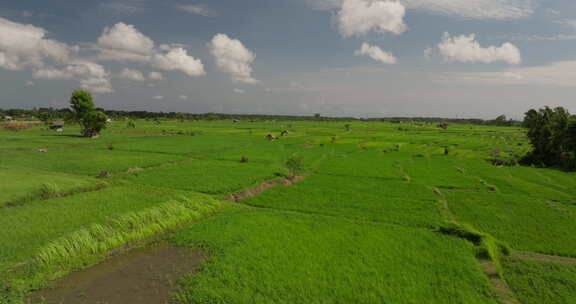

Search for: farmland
xmin=1 ymin=119 xmax=575 ymax=303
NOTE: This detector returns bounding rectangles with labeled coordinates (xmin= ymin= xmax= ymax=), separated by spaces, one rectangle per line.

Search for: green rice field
xmin=1 ymin=119 xmax=575 ymax=303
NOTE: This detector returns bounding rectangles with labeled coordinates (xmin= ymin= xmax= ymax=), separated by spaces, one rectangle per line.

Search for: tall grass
xmin=438 ymin=221 xmax=510 ymax=276
xmin=0 ymin=121 xmax=38 ymax=132
xmin=35 ymin=196 xmax=222 ymax=271
xmin=2 ymin=195 xmax=223 ymax=301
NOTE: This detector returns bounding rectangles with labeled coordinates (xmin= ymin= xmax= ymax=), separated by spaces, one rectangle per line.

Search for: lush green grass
xmin=0 ymin=184 xmax=192 ymax=272
xmin=243 ymin=173 xmax=442 ymax=228
xmin=1 ymin=120 xmax=575 ymax=303
xmin=0 ymin=167 xmax=99 ymax=206
xmin=171 ymin=207 xmax=497 ymax=304
xmin=504 ymin=257 xmax=576 ymax=304
xmin=0 ymin=147 xmax=186 ymax=176
xmin=444 ymin=191 xmax=576 ymax=257
xmin=123 ymin=159 xmax=283 ymax=195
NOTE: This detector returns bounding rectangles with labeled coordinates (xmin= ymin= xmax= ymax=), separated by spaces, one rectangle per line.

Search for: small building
xmin=3 ymin=116 xmax=12 ymax=121
xmin=49 ymin=122 xmax=65 ymax=131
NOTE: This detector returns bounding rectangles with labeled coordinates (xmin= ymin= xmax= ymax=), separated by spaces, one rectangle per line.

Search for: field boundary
xmin=230 ymin=174 xmax=308 ymax=202
xmin=513 ymin=251 xmax=576 ymax=265
xmin=432 ymin=186 xmax=520 ymax=304
xmin=2 ymin=182 xmax=109 ymax=209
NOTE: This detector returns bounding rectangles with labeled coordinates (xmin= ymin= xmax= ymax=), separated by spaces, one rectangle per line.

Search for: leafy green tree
xmin=82 ymin=111 xmax=108 ymax=137
xmin=37 ymin=111 xmax=55 ymax=125
xmin=69 ymin=90 xmax=108 ymax=137
xmin=70 ymin=90 xmax=95 ymax=118
xmin=522 ymin=106 xmax=576 ymax=169
xmin=176 ymin=113 xmax=186 ymax=122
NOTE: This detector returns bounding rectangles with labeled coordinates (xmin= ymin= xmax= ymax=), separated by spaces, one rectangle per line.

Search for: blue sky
xmin=0 ymin=0 xmax=575 ymax=118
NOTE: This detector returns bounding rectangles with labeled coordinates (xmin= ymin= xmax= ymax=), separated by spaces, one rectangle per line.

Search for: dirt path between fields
xmin=479 ymin=260 xmax=520 ymax=304
xmin=513 ymin=251 xmax=576 ymax=265
xmin=28 ymin=245 xmax=202 ymax=304
xmin=432 ymin=186 xmax=521 ymax=304
xmin=230 ymin=175 xmax=307 ymax=201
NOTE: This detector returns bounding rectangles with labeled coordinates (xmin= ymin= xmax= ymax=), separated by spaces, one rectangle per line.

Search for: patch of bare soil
xmin=479 ymin=260 xmax=519 ymax=304
xmin=230 ymin=175 xmax=307 ymax=201
xmin=513 ymin=251 xmax=576 ymax=265
xmin=28 ymin=245 xmax=203 ymax=304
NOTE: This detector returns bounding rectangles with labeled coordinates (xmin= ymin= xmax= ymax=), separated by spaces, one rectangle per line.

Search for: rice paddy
xmin=1 ymin=119 xmax=575 ymax=303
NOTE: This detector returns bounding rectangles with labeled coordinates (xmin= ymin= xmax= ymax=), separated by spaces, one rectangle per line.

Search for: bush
xmin=37 ymin=183 xmax=60 ymax=199
xmin=285 ymin=155 xmax=304 ymax=178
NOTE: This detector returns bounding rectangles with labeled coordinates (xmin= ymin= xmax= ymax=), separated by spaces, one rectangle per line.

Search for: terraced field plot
xmin=1 ymin=120 xmax=575 ymax=303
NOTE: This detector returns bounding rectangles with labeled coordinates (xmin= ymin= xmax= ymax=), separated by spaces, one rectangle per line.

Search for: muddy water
xmin=28 ymin=245 xmax=203 ymax=304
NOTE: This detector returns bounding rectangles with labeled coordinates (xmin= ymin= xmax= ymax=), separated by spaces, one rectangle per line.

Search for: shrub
xmin=285 ymin=155 xmax=304 ymax=178
xmin=98 ymin=170 xmax=112 ymax=179
xmin=37 ymin=183 xmax=60 ymax=199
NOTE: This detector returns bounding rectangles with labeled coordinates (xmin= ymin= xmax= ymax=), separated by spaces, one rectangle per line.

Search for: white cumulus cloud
xmin=118 ymin=68 xmax=145 ymax=81
xmin=0 ymin=18 xmax=113 ymax=93
xmin=176 ymin=4 xmax=218 ymax=17
xmin=33 ymin=61 xmax=113 ymax=94
xmin=0 ymin=17 xmax=73 ymax=70
xmin=338 ymin=0 xmax=406 ymax=37
xmin=233 ymin=88 xmax=245 ymax=94
xmin=148 ymin=71 xmax=163 ymax=80
xmin=209 ymin=33 xmax=257 ymax=84
xmin=151 ymin=47 xmax=205 ymax=76
xmin=97 ymin=22 xmax=155 ymax=62
xmin=354 ymin=43 xmax=397 ymax=64
xmin=437 ymin=32 xmax=521 ymax=65
xmin=97 ymin=23 xmax=205 ymax=77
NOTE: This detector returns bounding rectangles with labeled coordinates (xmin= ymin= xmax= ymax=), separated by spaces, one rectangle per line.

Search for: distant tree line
xmin=521 ymin=107 xmax=576 ymax=170
xmin=0 ymin=107 xmax=520 ymax=126
xmin=365 ymin=115 xmax=520 ymax=126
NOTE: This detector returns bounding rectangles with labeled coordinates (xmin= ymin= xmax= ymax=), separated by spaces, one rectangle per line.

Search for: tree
xmin=82 ymin=111 xmax=108 ymax=137
xmin=69 ymin=90 xmax=108 ymax=137
xmin=37 ymin=111 xmax=55 ymax=125
xmin=70 ymin=90 xmax=95 ymax=118
xmin=522 ymin=106 xmax=576 ymax=170
xmin=492 ymin=115 xmax=512 ymax=126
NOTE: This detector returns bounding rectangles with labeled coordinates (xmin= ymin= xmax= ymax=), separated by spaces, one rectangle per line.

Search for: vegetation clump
xmin=1 ymin=121 xmax=37 ymax=132
xmin=69 ymin=90 xmax=108 ymax=138
xmin=521 ymin=107 xmax=576 ymax=170
xmin=285 ymin=155 xmax=304 ymax=179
